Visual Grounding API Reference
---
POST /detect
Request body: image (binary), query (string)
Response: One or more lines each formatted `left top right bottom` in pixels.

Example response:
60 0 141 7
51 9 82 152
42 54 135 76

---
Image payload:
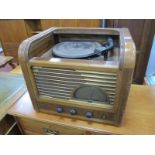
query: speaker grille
32 66 117 105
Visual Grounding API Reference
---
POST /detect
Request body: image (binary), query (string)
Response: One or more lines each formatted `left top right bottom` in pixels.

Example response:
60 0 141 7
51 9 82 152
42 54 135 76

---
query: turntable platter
52 41 102 58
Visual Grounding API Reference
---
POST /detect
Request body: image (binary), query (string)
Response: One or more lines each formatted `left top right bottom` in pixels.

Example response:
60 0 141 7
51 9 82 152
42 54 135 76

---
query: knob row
56 107 94 118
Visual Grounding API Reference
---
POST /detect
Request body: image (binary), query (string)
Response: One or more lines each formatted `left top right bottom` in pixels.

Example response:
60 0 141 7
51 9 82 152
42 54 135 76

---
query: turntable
19 27 136 126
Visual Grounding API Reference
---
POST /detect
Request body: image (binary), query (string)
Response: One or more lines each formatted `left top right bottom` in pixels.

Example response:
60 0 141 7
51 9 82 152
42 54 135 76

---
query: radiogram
19 27 136 126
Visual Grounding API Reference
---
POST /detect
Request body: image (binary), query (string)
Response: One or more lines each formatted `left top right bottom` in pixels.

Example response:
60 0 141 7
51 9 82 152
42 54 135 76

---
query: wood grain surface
8 84 155 134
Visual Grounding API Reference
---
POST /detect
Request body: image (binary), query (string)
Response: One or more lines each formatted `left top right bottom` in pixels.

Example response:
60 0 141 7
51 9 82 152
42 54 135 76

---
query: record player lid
52 41 102 58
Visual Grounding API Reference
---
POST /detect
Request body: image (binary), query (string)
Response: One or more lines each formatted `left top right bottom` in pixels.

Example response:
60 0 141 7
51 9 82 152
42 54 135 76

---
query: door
106 19 155 84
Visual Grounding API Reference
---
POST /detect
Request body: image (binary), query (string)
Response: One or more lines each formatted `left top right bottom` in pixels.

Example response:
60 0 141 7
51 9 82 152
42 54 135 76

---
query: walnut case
18 27 136 126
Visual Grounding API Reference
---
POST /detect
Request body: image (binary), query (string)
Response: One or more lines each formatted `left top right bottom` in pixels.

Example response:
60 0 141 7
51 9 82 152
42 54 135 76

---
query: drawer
17 117 87 135
24 130 41 135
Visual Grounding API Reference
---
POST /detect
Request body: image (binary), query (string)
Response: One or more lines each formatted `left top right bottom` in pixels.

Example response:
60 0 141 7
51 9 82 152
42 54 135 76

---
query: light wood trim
119 28 136 69
29 59 119 72
18 27 56 111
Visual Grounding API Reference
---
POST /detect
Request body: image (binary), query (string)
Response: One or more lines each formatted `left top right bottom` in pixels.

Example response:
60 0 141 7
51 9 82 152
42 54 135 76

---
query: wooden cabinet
106 19 155 84
41 19 101 30
17 117 85 135
15 117 109 135
0 20 28 62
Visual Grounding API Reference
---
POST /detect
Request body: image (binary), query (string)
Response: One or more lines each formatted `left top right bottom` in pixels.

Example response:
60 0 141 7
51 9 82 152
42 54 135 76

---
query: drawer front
17 117 86 135
17 117 111 135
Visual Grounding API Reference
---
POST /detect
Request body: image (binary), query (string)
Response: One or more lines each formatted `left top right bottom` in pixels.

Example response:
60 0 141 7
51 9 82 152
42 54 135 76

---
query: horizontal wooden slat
37 86 72 93
32 66 117 105
37 85 116 96
33 70 117 80
39 92 70 99
34 74 116 85
36 82 116 93
33 67 117 76
35 77 117 88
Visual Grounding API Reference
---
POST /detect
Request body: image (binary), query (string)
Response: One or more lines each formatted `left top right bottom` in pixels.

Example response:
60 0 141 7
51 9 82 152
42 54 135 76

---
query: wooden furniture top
0 72 26 120
8 66 155 134
0 56 13 67
11 66 22 74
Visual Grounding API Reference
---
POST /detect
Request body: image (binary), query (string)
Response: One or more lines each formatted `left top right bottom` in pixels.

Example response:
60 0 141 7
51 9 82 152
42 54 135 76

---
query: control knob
56 107 64 113
69 108 77 115
85 112 93 118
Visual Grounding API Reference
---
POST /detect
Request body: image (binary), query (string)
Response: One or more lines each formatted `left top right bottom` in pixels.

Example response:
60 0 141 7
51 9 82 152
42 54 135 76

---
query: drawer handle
43 128 59 135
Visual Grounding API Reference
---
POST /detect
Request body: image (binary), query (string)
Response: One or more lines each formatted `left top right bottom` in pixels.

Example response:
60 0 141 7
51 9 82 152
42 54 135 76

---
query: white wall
146 35 155 76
